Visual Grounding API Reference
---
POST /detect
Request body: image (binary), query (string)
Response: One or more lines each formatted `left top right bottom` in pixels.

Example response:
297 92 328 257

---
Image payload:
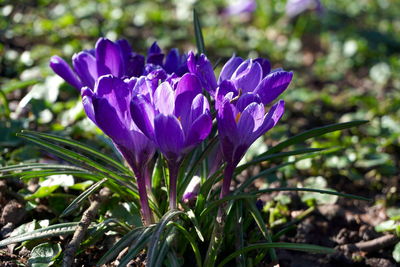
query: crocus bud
182 175 201 203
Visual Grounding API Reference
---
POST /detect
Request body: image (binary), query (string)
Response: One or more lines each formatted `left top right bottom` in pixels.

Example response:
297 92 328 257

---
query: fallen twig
339 234 399 253
62 187 111 267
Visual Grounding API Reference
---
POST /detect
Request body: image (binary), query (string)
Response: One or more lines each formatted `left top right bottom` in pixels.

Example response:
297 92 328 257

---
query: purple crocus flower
223 0 257 16
81 74 156 225
50 38 188 91
286 0 323 18
187 51 218 95
215 56 293 200
130 72 212 209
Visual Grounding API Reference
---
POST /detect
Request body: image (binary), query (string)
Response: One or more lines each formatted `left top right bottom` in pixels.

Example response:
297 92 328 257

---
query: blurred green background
1 0 399 203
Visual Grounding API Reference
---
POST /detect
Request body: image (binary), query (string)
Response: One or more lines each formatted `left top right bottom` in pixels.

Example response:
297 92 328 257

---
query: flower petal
218 55 243 83
254 58 271 78
187 51 217 95
255 100 285 139
164 48 179 74
175 73 202 97
130 94 156 140
254 71 293 105
94 75 130 121
92 97 130 145
72 51 98 88
95 38 123 77
185 113 212 150
237 102 265 145
153 82 175 115
231 59 262 93
236 92 261 112
154 114 185 160
49 56 82 90
147 42 164 65
81 87 96 123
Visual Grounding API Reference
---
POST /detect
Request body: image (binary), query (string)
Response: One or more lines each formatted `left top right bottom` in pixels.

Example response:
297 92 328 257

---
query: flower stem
217 163 235 222
168 161 180 210
134 169 154 225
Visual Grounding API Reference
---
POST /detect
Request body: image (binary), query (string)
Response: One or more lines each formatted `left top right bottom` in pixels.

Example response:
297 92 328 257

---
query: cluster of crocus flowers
50 37 292 225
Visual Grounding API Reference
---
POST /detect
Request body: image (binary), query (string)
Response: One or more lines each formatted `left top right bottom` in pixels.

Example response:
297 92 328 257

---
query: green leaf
147 210 184 267
258 120 369 157
245 199 277 262
217 243 335 267
61 178 107 217
28 242 61 267
2 79 41 94
97 227 146 265
171 222 202 267
375 220 398 232
118 227 154 267
19 130 130 174
0 222 81 247
193 8 206 54
184 209 204 242
201 188 369 217
393 242 400 263
25 185 59 200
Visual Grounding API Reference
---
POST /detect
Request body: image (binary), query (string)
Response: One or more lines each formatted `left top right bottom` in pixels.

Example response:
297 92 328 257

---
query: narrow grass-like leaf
217 243 335 267
171 222 202 267
20 130 130 174
235 149 327 193
235 148 325 173
97 227 145 265
201 188 369 217
258 120 368 157
147 210 184 267
178 137 218 197
3 79 41 94
61 178 107 217
235 201 246 267
118 227 154 267
184 209 204 242
0 222 81 247
193 8 206 54
0 163 87 173
245 199 277 262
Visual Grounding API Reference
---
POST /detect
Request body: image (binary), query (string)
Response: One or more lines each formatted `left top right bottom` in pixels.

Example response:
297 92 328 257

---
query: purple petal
215 80 238 110
154 114 185 160
81 87 96 123
94 75 130 121
96 38 123 77
147 42 164 65
217 100 238 140
236 93 261 112
72 51 98 88
127 54 145 77
231 59 262 93
175 91 197 133
254 58 271 78
175 73 202 97
254 71 293 105
224 0 257 15
153 82 175 115
49 56 82 90
164 48 179 74
92 97 130 145
187 51 217 95
185 113 212 149
190 94 210 121
218 55 243 83
130 94 156 141
237 102 265 145
255 100 285 139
